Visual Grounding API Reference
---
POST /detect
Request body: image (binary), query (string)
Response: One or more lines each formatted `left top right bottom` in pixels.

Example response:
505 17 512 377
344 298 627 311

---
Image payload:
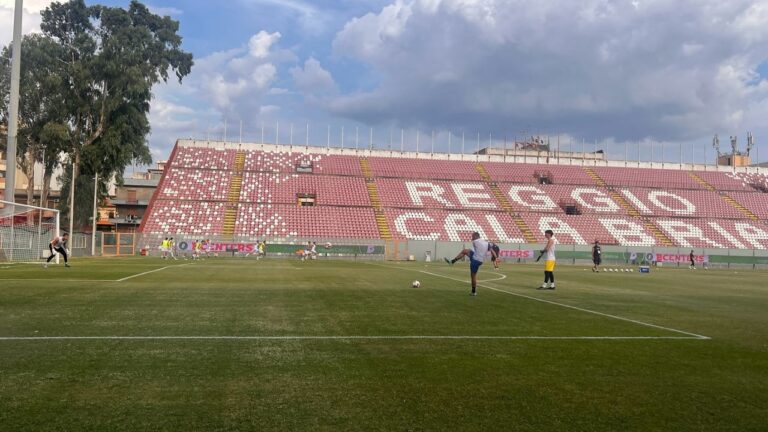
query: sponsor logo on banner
178 241 257 253
655 253 709 263
499 250 535 259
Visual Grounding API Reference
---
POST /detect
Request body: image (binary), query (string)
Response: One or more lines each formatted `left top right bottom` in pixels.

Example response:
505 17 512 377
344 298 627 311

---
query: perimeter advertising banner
174 241 383 255
654 253 709 264
499 250 536 259
176 241 257 253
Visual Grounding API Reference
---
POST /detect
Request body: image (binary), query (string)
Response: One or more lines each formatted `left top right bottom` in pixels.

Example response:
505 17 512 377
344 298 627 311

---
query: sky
2 0 768 165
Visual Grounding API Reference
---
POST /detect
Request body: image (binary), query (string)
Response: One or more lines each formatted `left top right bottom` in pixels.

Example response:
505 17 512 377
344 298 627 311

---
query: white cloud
0 0 52 47
291 57 337 95
330 0 768 142
248 30 281 59
146 5 183 16
187 31 293 116
238 0 330 34
146 30 298 156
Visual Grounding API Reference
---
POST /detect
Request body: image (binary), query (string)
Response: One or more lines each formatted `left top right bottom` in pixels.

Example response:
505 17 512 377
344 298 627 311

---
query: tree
39 0 193 230
0 34 68 206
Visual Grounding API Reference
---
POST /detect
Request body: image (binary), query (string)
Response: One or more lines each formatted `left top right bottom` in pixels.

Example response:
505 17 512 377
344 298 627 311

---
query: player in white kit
445 232 498 296
538 230 557 290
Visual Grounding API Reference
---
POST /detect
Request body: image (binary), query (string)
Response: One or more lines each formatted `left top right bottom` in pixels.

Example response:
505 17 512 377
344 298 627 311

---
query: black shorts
491 245 500 261
593 257 601 265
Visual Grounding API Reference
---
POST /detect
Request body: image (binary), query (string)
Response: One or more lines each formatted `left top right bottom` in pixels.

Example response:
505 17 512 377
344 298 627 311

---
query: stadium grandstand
140 139 768 251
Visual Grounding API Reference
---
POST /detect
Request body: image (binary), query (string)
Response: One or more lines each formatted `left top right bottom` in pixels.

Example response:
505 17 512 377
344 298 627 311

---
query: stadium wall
132 231 768 269
403 240 768 268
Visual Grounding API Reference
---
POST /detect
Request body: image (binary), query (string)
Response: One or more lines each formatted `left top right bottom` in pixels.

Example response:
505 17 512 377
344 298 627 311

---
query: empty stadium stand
139 140 768 249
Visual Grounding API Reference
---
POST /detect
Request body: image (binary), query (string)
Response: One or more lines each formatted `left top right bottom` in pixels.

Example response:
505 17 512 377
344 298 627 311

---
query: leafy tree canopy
1 0 194 226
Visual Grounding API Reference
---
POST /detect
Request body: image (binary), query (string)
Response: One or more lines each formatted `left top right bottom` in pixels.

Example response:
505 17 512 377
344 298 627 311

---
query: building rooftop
123 178 159 188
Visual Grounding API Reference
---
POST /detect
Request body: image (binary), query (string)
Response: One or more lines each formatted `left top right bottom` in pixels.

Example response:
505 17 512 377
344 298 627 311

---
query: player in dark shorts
689 250 696 269
44 233 70 268
592 240 602 272
489 241 501 270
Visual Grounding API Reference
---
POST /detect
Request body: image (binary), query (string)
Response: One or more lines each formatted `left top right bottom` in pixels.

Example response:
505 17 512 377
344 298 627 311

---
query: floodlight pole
91 173 98 256
4 0 23 204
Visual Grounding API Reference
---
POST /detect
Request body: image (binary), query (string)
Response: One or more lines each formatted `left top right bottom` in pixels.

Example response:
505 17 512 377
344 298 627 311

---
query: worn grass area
0 257 766 431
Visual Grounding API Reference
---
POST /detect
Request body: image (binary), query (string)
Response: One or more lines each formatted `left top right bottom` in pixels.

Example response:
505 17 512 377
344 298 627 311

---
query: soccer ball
630 269 634 272
412 280 421 288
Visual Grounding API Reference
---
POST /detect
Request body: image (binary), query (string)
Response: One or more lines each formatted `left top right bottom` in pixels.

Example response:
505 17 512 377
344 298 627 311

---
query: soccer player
190 239 198 260
444 232 497 296
168 237 178 260
204 239 212 258
301 241 313 261
310 241 318 259
689 250 696 269
592 240 602 272
538 230 557 290
488 241 501 270
161 237 169 259
44 233 70 268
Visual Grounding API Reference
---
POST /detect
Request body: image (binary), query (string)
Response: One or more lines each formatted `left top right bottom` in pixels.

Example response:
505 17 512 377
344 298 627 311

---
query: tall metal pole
624 140 628 163
91 173 98 256
68 160 74 238
431 130 435 154
416 130 420 153
4 0 23 204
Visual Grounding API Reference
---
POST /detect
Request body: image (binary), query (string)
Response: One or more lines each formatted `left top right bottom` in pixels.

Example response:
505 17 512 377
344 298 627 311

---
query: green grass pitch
1 258 767 431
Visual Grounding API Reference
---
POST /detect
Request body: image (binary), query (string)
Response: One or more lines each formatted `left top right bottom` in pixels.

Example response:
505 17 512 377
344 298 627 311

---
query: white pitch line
0 279 115 282
0 335 704 341
418 269 711 340
116 263 191 282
